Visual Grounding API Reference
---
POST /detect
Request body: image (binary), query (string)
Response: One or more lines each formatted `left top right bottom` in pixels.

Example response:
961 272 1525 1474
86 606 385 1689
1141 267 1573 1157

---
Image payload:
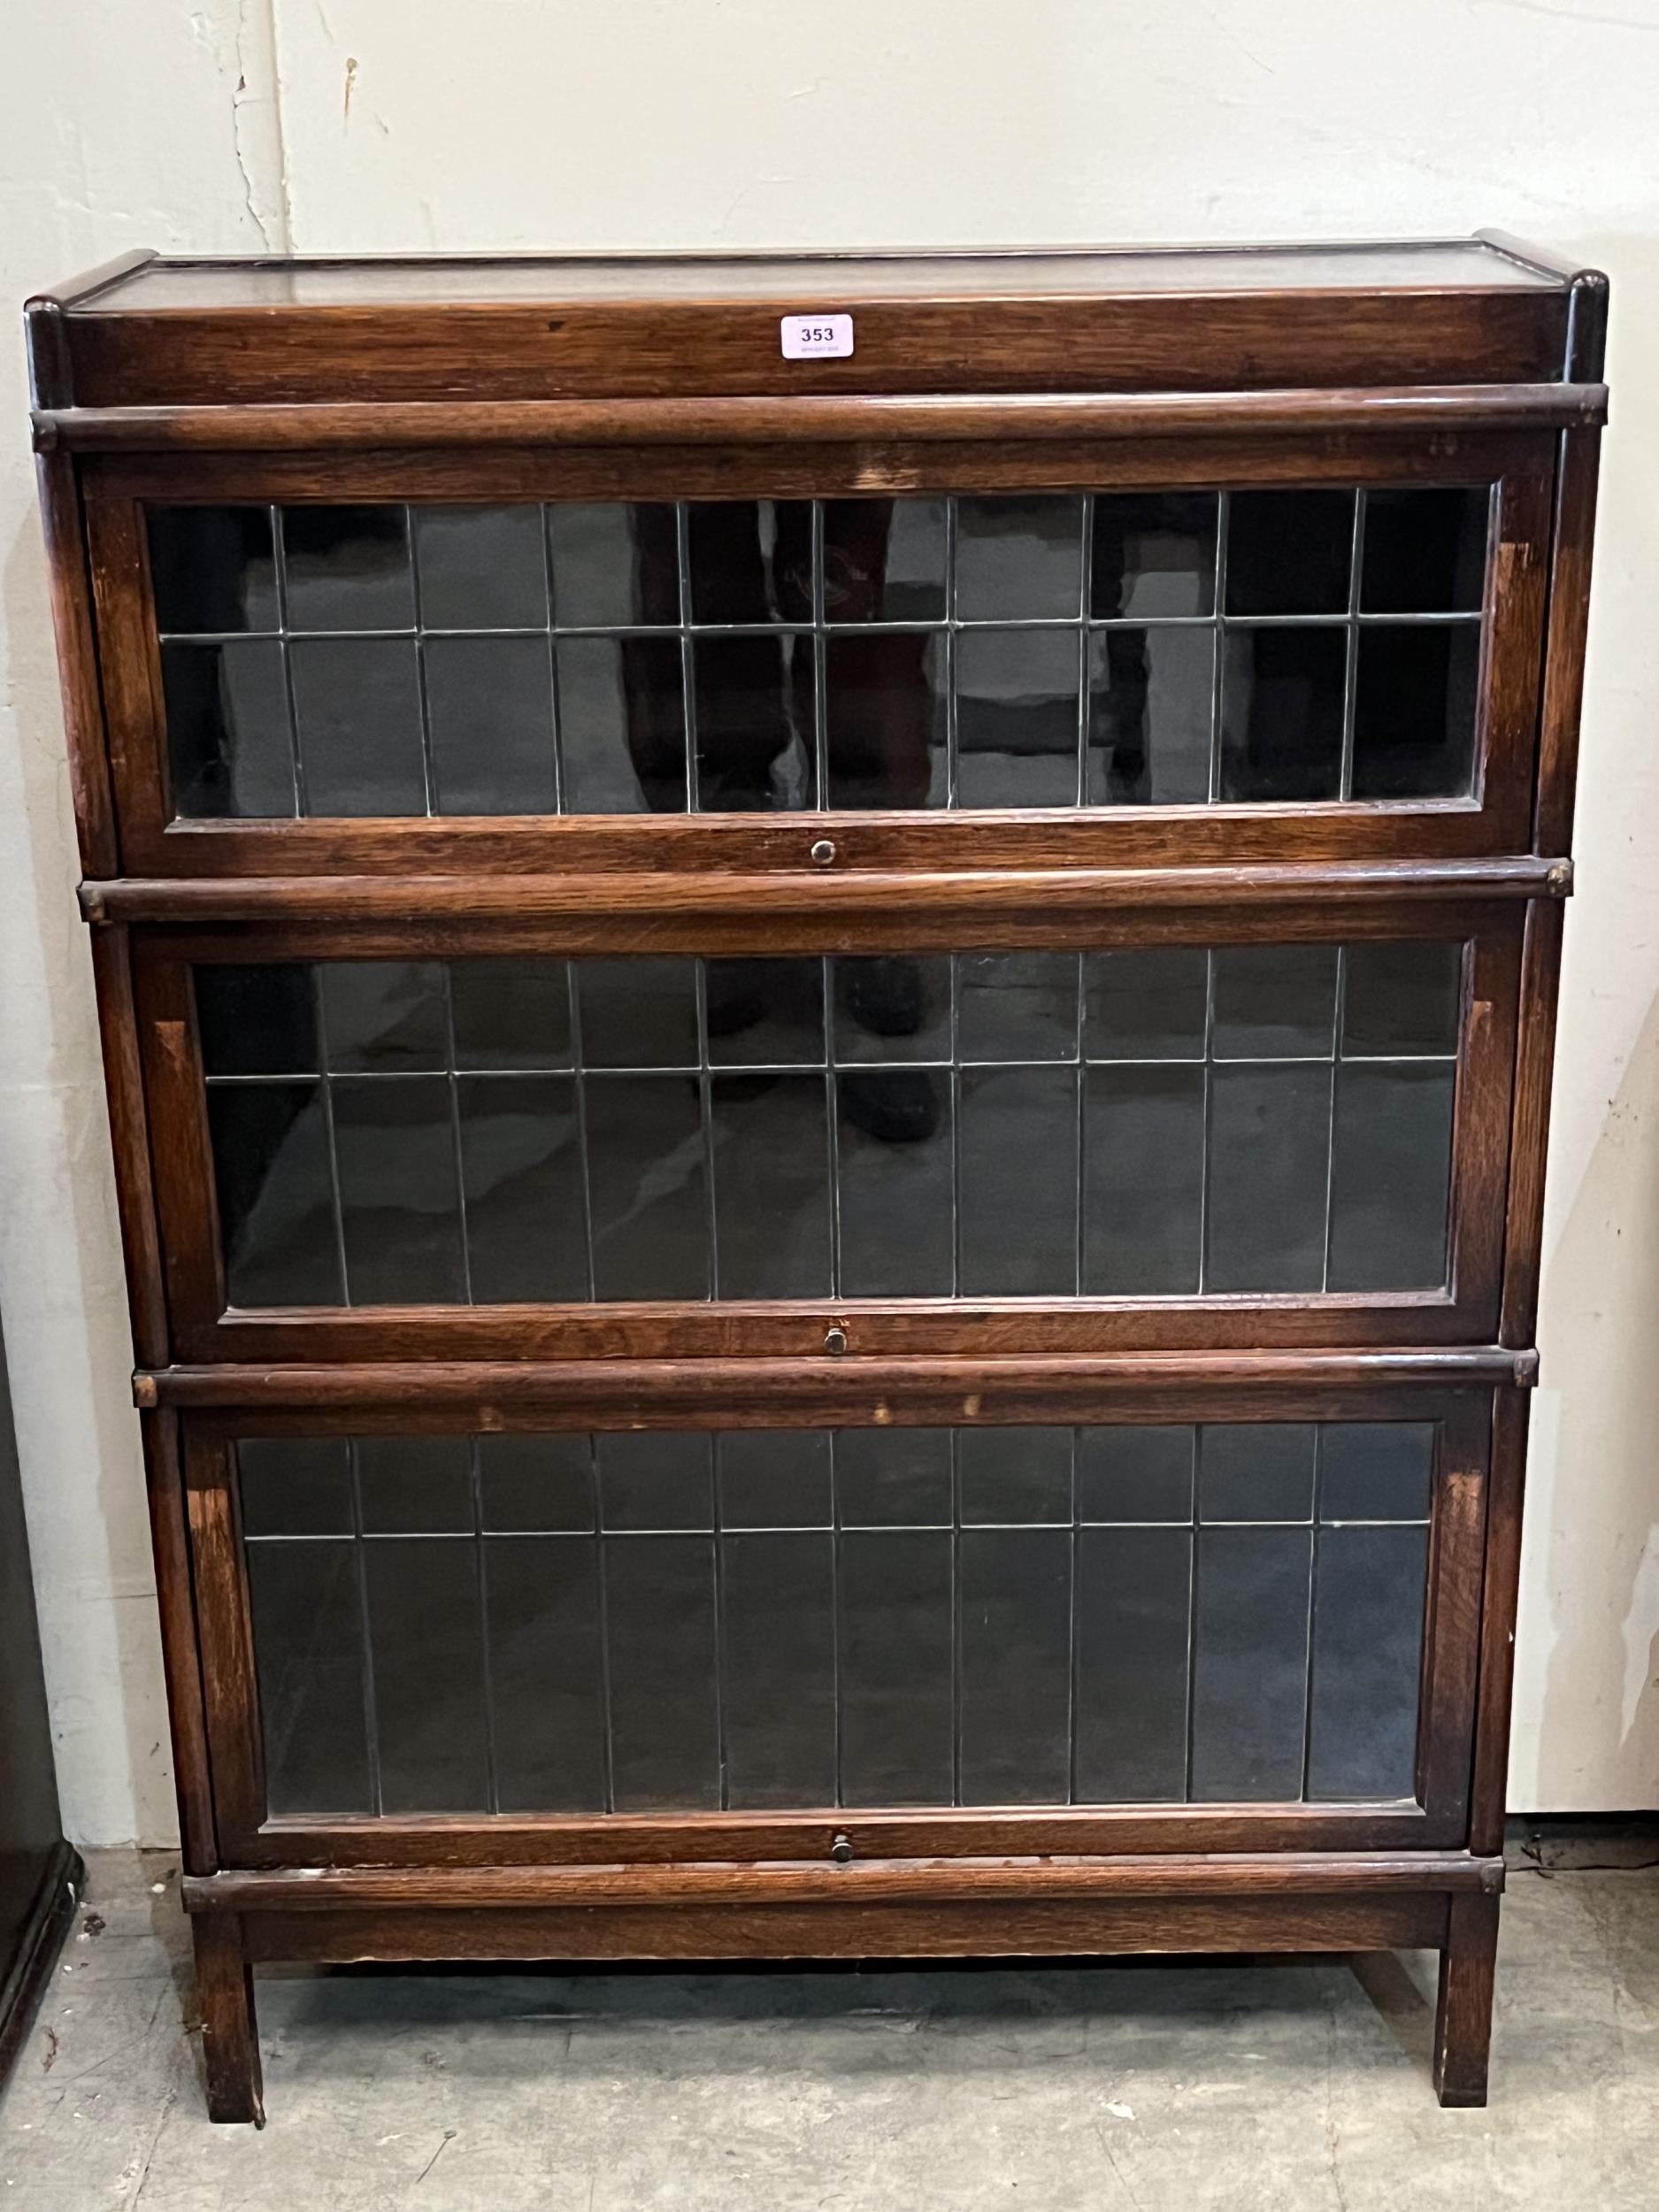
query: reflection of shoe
840 1069 941 1144
841 956 926 1039
703 958 771 1041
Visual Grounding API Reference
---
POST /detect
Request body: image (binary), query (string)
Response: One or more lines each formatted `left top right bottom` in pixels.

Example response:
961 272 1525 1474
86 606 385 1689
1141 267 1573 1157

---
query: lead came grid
148 489 1491 819
195 942 1464 1309
237 1421 1436 1817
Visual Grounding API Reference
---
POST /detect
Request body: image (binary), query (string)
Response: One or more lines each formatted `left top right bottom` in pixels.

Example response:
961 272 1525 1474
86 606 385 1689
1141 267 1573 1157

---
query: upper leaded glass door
83 434 1555 873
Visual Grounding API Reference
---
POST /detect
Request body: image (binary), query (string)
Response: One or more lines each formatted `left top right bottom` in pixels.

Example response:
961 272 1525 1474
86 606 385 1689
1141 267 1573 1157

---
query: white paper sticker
780 312 854 360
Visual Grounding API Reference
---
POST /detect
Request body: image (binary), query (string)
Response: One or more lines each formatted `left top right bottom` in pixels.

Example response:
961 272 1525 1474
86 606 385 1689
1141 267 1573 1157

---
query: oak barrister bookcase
27 237 1606 2119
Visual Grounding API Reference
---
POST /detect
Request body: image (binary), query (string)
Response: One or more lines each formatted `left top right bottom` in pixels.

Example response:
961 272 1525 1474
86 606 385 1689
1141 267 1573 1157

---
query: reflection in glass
824 632 947 808
1361 488 1488 614
425 635 557 814
458 1075 588 1301
1327 1064 1455 1290
1351 624 1480 799
149 505 278 634
955 495 1084 618
1087 626 1214 804
1204 1064 1331 1292
413 505 547 629
161 640 295 818
288 636 426 814
207 1080 342 1306
1219 626 1346 800
282 505 415 630
1225 490 1354 615
1093 492 1218 618
331 1076 466 1302
958 1066 1077 1293
556 634 686 813
237 1417 1438 1818
548 503 679 627
692 634 815 811
955 629 1081 807
1084 1065 1204 1294
824 498 947 622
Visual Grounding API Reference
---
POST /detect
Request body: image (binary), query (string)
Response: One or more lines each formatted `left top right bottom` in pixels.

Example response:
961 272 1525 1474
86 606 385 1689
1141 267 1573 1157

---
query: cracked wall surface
2 0 1656 1839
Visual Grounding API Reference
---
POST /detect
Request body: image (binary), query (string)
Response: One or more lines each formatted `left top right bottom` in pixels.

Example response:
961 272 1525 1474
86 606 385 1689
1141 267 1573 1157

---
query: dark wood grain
1500 900 1565 1347
1434 1889 1501 2106
1468 1388 1532 1860
182 1851 1502 1913
1532 428 1603 856
86 926 168 1365
140 1411 218 1876
35 382 1608 454
190 1914 263 2125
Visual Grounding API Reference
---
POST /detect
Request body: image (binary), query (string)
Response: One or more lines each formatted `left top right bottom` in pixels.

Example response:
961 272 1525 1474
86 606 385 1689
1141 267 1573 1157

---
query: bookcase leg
193 1914 265 2125
1433 1891 1500 2108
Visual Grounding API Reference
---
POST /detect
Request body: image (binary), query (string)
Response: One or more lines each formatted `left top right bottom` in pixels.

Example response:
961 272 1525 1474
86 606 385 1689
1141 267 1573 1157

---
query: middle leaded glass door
134 903 1520 1360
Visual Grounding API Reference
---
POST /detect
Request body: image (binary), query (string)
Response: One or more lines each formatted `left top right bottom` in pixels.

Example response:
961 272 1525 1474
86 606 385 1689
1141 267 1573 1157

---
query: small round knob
830 1832 854 1865
810 838 836 866
824 1325 848 1356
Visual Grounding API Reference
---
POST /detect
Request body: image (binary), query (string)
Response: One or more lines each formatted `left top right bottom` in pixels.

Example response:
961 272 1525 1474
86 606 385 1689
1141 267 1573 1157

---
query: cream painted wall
3 0 1655 1840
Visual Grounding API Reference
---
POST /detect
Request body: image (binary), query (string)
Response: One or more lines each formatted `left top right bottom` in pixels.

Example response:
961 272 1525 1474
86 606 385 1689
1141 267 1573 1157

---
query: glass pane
711 1073 831 1297
1326 1064 1455 1289
824 498 947 622
584 1076 710 1299
835 1429 951 1527
1212 946 1338 1059
1087 626 1214 805
196 964 317 1076
246 1540 372 1814
824 632 948 808
835 1069 953 1297
837 1529 954 1804
958 1529 1071 1803
207 1081 342 1305
331 1076 466 1302
705 957 824 1066
1190 1526 1312 1800
1320 1424 1435 1523
282 505 414 630
603 1536 719 1810
555 634 687 813
1219 627 1346 800
365 1538 488 1813
833 956 951 1064
687 500 812 623
357 1436 472 1533
148 505 278 634
161 640 295 818
692 634 815 811
1225 491 1354 616
1204 1064 1331 1293
1342 941 1462 1058
1083 1064 1204 1294
1084 949 1207 1061
1198 1425 1317 1523
596 1432 713 1532
1077 1427 1194 1523
955 629 1081 807
956 1428 1071 1524
237 1437 351 1537
1351 625 1480 799
479 1434 595 1532
718 1432 833 1531
958 1066 1077 1294
1074 1526 1191 1801
449 960 572 1071
425 635 557 814
289 637 426 814
1092 493 1217 618
413 505 548 630
720 1532 838 1808
548 503 678 627
1306 1525 1429 1799
577 957 698 1068
956 495 1084 619
319 962 447 1071
957 952 1079 1063
1361 488 1488 614
487 1536 606 1812
457 1076 588 1301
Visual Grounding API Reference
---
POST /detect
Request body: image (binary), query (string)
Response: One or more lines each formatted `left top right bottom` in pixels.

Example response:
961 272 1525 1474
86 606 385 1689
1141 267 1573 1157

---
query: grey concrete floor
2 1846 1656 2210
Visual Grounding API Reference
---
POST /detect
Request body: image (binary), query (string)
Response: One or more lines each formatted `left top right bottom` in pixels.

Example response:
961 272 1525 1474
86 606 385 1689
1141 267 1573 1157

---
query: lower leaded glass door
186 1402 1490 1862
